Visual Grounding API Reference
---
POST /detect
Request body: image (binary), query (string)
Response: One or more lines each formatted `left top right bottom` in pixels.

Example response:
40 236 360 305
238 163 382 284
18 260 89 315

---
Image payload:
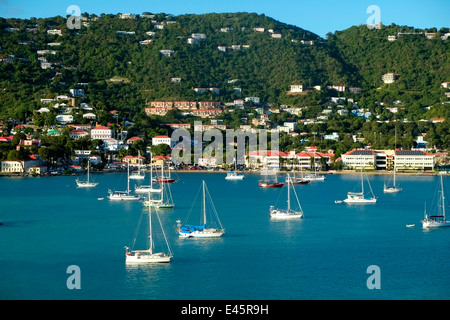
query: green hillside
0 12 355 117
0 12 449 151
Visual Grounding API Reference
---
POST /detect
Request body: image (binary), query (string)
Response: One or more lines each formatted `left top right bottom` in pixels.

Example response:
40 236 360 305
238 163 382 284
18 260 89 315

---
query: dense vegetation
0 12 449 158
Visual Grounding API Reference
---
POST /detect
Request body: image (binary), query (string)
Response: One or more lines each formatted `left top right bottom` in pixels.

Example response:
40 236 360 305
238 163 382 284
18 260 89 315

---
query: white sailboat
422 173 450 229
303 151 325 181
270 173 304 219
225 157 244 180
177 180 225 238
108 162 141 201
125 195 173 263
383 169 402 193
144 164 174 209
135 152 156 194
129 152 145 180
341 166 377 204
75 160 98 188
384 130 402 193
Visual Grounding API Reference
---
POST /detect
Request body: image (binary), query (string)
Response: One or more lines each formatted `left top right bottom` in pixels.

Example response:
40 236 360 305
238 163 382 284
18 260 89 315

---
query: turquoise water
0 172 449 300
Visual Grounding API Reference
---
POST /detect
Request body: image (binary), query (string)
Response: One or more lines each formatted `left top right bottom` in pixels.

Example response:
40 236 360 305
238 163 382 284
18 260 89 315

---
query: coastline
0 169 444 177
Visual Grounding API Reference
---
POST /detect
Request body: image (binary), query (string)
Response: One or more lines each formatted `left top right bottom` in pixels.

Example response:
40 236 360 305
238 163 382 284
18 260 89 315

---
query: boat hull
259 182 285 188
422 220 450 228
225 176 245 180
108 195 140 201
179 228 225 238
383 187 402 193
291 180 310 185
270 210 302 219
126 253 172 263
153 178 179 183
343 198 377 204
76 182 99 188
129 176 145 180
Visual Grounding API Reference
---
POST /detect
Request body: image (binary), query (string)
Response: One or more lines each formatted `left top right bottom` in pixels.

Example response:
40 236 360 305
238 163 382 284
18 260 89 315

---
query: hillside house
90 126 113 141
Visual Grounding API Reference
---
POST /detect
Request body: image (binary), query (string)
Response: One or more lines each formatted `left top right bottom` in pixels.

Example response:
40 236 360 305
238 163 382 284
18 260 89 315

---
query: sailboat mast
148 200 153 252
441 174 446 219
87 160 90 183
161 163 164 201
127 161 130 194
361 162 364 195
150 152 153 189
287 174 291 212
393 127 397 186
202 180 206 225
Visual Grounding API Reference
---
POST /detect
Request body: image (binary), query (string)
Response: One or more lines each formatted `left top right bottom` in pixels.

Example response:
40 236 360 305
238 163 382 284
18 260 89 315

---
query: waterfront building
342 149 435 171
394 150 434 171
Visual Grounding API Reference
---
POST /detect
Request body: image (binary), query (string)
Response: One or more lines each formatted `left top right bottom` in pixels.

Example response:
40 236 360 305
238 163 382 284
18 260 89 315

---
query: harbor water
0 172 449 299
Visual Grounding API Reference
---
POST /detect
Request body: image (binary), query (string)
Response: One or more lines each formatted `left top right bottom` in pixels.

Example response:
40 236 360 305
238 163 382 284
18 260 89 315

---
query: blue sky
0 0 448 37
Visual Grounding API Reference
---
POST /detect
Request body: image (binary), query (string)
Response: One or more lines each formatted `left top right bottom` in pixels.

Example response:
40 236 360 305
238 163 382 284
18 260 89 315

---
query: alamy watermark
366 265 381 290
171 121 279 167
366 5 381 29
67 5 81 30
66 265 81 290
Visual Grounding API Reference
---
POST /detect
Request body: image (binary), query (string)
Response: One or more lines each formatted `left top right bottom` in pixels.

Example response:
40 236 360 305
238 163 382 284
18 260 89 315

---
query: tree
151 144 171 156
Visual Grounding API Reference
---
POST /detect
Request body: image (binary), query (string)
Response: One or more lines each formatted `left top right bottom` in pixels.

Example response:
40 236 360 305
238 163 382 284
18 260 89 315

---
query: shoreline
0 169 445 178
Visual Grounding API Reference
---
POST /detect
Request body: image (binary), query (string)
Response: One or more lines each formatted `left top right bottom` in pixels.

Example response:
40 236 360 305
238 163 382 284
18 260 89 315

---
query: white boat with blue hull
177 180 225 238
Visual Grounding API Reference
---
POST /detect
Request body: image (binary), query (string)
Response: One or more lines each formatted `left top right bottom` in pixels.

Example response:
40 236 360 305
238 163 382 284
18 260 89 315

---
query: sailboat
422 173 450 228
303 151 325 181
144 164 174 209
259 169 285 188
135 153 157 194
125 195 173 263
270 173 304 219
383 168 402 193
108 162 141 201
286 167 309 185
153 163 179 183
75 160 98 188
177 180 225 238
129 152 145 180
340 165 377 204
384 129 402 193
225 157 244 180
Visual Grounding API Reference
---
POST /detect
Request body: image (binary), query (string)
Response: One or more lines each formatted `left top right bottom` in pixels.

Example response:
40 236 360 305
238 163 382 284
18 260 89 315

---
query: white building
159 50 174 57
152 135 174 148
70 89 85 97
246 150 288 170
1 159 40 173
382 73 397 84
289 84 303 93
69 129 89 140
387 35 397 42
55 115 74 124
342 149 435 171
90 126 113 141
47 29 62 36
394 150 434 171
82 113 96 120
245 97 260 104
341 150 376 169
